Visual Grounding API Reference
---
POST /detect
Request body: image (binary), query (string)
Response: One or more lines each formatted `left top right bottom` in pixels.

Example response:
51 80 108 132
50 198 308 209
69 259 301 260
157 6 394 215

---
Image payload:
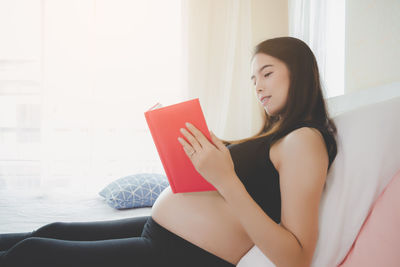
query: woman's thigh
32 216 150 241
2 235 161 267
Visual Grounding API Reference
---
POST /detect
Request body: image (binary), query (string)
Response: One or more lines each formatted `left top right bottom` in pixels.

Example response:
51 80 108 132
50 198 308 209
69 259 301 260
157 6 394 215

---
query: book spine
144 111 177 193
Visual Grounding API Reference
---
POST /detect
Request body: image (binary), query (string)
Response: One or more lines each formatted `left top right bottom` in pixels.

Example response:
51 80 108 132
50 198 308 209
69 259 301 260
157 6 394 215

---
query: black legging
0 216 235 267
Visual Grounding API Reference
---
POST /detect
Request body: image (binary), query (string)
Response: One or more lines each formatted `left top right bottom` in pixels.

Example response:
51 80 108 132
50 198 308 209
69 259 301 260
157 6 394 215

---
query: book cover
144 98 217 193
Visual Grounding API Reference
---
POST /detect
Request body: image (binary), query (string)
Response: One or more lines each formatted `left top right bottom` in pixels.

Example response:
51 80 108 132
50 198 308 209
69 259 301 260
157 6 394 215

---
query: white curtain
0 0 183 193
288 0 345 98
181 0 264 141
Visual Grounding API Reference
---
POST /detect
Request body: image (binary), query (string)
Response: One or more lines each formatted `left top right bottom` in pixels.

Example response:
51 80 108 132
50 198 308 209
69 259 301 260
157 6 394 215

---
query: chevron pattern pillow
99 173 169 209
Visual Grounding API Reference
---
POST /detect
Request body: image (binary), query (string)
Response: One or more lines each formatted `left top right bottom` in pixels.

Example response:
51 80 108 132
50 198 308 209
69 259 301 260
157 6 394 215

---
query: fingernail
185 122 191 127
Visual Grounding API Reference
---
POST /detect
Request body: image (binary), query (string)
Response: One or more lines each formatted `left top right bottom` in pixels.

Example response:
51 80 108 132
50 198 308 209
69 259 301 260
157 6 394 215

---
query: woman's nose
255 80 263 92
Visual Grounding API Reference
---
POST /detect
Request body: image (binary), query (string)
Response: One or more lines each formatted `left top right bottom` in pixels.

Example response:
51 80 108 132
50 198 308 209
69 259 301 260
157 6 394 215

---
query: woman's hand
177 122 237 191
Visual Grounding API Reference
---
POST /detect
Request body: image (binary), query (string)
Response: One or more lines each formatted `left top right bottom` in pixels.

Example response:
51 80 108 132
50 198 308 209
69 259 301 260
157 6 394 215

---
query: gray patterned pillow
99 173 169 210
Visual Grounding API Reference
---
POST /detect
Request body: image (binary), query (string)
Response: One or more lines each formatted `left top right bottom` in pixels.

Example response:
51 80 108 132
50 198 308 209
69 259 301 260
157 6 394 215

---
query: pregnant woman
0 37 337 267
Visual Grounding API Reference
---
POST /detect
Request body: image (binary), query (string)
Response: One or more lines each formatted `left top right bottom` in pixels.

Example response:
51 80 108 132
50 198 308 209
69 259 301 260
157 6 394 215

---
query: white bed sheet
0 187 152 233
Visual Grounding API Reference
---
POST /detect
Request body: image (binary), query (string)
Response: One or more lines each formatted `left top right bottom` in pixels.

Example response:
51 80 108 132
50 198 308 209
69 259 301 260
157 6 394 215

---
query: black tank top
227 121 334 224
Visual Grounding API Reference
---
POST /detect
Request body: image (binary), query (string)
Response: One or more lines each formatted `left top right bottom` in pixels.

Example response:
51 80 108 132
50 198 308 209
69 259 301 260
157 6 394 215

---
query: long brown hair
221 36 337 169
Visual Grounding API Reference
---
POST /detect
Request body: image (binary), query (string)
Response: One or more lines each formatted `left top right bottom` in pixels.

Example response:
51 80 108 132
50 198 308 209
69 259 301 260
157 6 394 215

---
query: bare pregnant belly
151 186 254 265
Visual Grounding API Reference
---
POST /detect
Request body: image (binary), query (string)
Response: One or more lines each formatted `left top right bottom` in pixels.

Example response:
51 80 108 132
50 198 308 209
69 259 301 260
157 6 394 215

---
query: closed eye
264 72 272 78
252 72 273 86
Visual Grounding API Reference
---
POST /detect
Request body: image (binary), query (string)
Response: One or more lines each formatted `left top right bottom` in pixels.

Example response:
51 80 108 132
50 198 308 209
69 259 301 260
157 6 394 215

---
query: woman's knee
32 222 66 238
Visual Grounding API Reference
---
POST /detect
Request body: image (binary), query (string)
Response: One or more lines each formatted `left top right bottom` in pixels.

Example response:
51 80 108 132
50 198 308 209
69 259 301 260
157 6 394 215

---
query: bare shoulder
270 126 328 172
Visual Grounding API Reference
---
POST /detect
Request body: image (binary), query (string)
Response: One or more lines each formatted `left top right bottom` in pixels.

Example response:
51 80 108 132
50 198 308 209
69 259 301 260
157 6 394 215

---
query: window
289 0 345 98
0 0 183 192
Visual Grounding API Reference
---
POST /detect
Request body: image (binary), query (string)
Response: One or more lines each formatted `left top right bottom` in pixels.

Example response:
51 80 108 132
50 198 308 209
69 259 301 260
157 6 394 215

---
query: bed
1 82 400 267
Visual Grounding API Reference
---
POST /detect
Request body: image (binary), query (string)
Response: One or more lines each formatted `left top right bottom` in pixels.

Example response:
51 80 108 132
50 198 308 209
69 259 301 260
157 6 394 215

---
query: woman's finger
185 122 211 149
210 131 226 150
178 137 196 157
179 127 202 152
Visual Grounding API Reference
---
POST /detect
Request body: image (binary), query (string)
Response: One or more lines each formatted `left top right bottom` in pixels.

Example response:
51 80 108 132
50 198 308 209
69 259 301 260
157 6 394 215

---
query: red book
144 98 217 193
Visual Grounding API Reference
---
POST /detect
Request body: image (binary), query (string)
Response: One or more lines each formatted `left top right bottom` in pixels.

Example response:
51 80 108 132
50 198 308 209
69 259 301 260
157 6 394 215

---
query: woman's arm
220 127 328 267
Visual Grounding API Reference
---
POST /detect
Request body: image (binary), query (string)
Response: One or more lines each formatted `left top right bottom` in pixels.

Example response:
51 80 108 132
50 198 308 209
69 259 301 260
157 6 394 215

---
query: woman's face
251 53 290 117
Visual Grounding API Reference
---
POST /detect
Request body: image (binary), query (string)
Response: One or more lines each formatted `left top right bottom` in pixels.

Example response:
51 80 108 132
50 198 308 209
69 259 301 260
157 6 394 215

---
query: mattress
0 187 152 233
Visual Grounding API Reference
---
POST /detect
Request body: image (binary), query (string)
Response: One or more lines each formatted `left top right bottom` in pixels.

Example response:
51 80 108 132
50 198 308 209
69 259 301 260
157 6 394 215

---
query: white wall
251 0 288 47
345 0 400 93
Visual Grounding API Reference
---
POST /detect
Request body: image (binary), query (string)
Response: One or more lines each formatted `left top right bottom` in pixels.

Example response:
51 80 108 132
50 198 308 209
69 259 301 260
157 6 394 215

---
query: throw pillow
99 173 169 209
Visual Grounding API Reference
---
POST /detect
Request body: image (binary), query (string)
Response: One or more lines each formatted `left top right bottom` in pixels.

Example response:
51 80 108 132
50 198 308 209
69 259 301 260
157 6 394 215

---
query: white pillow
237 246 275 267
312 95 400 266
237 95 400 267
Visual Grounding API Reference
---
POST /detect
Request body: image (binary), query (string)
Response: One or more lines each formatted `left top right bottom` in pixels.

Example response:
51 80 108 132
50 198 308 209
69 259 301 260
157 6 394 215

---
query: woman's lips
261 96 271 105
